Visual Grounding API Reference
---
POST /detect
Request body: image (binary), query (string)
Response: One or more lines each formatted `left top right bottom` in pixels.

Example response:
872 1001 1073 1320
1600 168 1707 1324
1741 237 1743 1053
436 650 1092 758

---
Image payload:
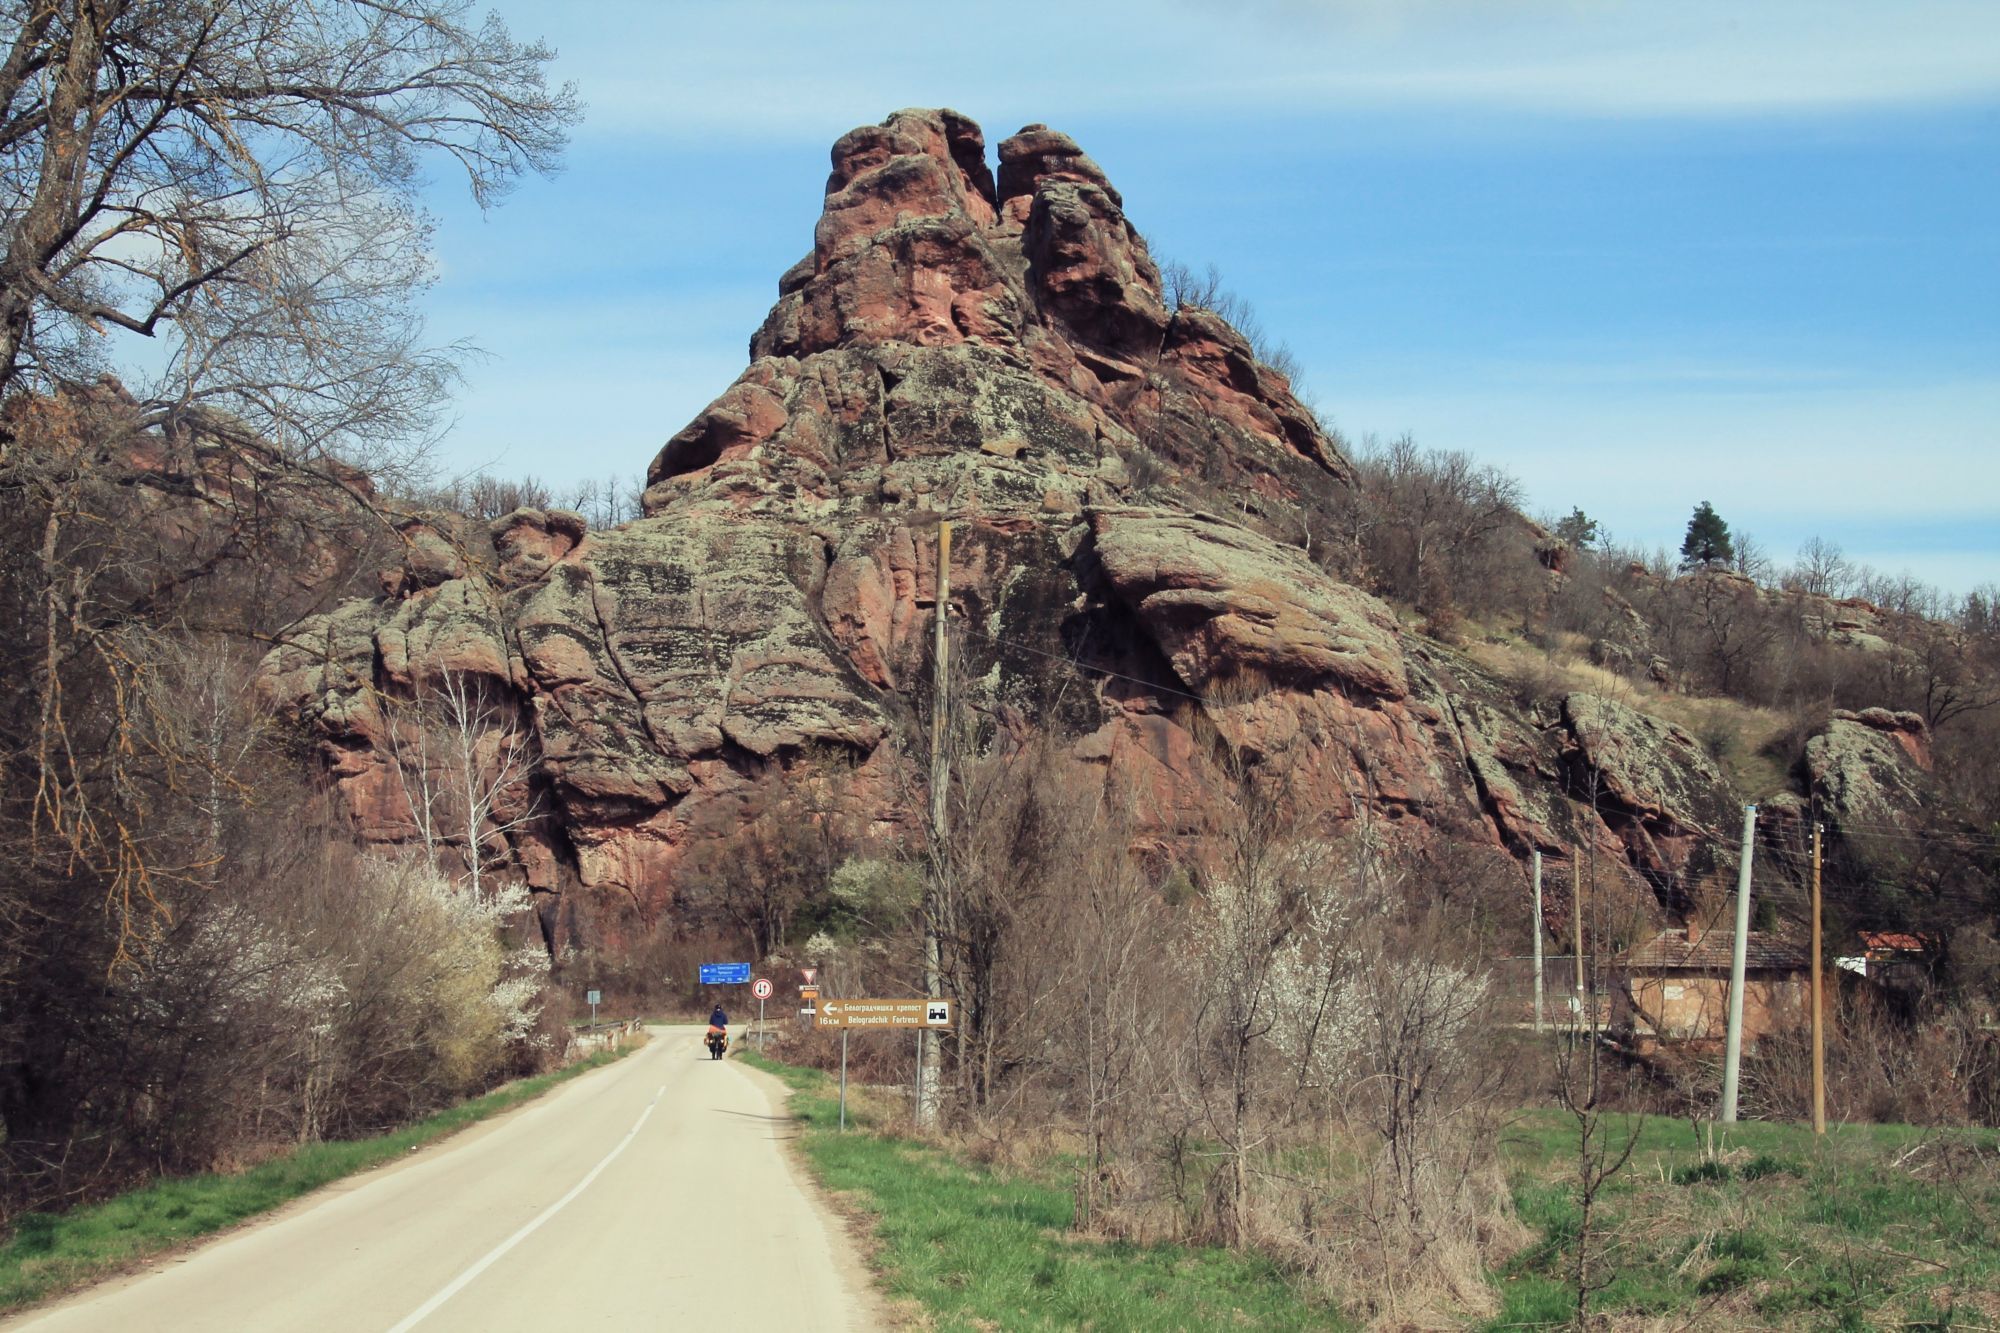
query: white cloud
501 0 2000 140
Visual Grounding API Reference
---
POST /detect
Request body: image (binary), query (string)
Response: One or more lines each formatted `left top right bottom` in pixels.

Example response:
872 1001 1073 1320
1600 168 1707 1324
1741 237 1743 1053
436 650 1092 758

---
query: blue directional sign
699 963 752 985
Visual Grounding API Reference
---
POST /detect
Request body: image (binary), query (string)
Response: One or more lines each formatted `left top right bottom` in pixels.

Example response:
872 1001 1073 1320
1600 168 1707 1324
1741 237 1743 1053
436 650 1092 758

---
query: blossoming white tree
384 668 541 897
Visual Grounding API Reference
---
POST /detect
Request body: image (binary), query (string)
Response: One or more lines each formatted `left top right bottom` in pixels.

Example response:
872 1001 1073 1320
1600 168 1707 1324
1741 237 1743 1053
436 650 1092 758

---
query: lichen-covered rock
259 109 1751 951
1558 692 1736 876
1806 708 1934 832
490 507 586 585
1088 507 1404 699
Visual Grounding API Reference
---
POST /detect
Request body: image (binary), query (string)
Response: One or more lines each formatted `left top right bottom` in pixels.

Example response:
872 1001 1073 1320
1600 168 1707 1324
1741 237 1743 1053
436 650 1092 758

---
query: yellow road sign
814 998 952 1030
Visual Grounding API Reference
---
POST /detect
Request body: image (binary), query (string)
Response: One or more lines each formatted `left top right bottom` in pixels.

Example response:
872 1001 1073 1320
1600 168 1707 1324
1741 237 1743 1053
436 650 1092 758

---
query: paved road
8 1027 880 1332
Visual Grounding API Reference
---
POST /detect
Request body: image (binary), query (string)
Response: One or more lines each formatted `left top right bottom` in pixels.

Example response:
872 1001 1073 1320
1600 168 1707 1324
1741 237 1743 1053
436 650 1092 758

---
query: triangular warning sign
801 968 818 985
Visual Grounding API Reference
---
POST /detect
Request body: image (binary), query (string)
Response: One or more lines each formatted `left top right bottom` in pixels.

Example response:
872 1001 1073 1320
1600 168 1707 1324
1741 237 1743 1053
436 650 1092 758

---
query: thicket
693 706 1544 1324
413 471 645 529
0 0 579 1226
1217 424 2000 1026
0 393 566 1223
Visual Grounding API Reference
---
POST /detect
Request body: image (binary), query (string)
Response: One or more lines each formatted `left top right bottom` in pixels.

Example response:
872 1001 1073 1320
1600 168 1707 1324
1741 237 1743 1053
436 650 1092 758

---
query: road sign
585 989 600 1005
752 977 774 1000
800 968 818 985
799 986 819 1000
815 998 952 1030
699 963 751 985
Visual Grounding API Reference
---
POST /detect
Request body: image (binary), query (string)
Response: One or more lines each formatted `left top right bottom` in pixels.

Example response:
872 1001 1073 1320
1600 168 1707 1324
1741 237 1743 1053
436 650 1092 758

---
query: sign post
813 998 952 1029
586 988 600 1030
752 977 773 1049
814 998 951 1129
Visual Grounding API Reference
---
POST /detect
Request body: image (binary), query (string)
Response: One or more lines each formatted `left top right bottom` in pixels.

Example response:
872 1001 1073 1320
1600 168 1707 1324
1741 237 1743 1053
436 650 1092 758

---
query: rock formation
259 110 1783 948
1806 708 1935 835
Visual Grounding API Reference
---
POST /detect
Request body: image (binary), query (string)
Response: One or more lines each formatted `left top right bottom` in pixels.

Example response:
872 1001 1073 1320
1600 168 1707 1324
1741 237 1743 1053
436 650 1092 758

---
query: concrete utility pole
917 521 952 1130
1811 818 1826 1135
1720 804 1759 1123
1532 850 1546 1033
1571 854 1585 1024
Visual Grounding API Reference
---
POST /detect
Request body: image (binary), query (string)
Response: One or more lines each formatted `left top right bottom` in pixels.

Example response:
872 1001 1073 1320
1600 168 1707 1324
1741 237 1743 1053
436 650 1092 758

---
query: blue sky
419 1 2000 594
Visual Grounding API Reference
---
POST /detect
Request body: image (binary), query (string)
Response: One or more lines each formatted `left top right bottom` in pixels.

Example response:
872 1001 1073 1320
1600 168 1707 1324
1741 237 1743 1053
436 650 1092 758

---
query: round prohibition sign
752 978 774 1000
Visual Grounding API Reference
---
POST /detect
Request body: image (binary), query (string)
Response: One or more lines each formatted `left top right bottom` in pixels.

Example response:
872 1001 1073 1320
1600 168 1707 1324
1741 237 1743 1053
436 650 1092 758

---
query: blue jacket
709 1007 729 1029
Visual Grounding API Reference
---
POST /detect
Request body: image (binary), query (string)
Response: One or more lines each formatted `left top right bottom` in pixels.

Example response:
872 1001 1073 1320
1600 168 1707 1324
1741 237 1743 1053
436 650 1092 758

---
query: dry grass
1462 636 1795 798
1497 1112 2000 1329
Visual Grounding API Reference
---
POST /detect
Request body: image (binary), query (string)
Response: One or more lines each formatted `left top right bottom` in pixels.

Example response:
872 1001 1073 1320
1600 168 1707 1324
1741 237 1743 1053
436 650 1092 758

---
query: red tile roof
1860 932 1928 954
1620 929 1809 972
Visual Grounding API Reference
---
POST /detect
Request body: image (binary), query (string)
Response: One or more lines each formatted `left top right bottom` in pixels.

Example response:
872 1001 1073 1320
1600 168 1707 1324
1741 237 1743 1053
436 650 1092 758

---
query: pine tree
1555 508 1600 551
1679 501 1734 570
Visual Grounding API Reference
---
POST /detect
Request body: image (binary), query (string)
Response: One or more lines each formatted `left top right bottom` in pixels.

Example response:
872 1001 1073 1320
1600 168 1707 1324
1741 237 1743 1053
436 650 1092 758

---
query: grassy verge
738 1049 1340 1332
740 1050 2000 1329
0 1035 648 1315
1489 1110 2000 1329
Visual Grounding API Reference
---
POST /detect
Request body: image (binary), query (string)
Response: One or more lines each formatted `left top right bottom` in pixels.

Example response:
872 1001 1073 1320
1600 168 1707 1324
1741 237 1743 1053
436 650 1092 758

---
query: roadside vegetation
1493 1111 2000 1329
0 1036 643 1316
6 9 1998 1329
739 1049 1340 1332
681 663 1998 1327
748 1045 2000 1330
0 0 581 1235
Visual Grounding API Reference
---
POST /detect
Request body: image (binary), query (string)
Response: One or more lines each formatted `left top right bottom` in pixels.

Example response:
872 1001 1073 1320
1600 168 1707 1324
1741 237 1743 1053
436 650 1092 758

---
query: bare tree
1175 746 1335 1249
1731 530 1771 585
382 668 540 896
1157 257 1305 384
1683 568 1781 697
0 0 578 472
674 748 865 961
1056 804 1165 1228
1788 535 1855 600
559 472 643 529
1353 434 1525 619
0 2 572 1215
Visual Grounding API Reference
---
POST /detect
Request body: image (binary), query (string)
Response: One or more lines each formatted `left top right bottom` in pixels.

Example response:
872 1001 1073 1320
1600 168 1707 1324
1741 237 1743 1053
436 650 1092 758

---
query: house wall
1621 970 1810 1042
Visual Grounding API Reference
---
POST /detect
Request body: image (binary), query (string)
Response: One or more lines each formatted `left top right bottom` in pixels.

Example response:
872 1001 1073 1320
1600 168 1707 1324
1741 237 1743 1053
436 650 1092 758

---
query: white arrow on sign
819 1000 840 1019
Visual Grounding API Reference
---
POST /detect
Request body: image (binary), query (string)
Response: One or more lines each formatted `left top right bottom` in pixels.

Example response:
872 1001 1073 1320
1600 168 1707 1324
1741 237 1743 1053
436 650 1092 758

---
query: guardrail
567 1017 641 1058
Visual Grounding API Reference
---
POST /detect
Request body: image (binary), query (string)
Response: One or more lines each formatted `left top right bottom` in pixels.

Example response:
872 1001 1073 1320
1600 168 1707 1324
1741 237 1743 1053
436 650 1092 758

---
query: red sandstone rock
258 110 1753 950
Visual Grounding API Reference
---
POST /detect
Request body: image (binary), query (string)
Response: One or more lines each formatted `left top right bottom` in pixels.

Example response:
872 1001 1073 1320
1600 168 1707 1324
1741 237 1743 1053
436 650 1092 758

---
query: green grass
0 1038 647 1315
737 1049 1343 1332
1488 1111 2000 1329
739 1055 2000 1329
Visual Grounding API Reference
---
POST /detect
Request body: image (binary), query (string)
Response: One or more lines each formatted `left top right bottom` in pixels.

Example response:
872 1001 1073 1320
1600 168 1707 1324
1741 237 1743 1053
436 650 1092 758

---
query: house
1613 926 1812 1049
1834 932 1933 989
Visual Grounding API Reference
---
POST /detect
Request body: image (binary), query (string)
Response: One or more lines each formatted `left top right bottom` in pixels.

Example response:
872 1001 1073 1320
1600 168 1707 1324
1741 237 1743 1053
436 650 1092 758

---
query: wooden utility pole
1720 804 1759 1123
1532 850 1545 1033
1810 818 1826 1135
917 521 951 1130
1571 853 1585 1024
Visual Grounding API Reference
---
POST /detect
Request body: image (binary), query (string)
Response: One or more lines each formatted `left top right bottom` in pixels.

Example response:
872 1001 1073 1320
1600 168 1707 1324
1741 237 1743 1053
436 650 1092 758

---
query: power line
944 606 2000 911
1818 823 2000 850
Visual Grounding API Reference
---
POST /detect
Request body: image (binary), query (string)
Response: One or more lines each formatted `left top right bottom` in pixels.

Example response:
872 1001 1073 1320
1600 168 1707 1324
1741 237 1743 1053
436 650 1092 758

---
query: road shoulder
732 1056 905 1332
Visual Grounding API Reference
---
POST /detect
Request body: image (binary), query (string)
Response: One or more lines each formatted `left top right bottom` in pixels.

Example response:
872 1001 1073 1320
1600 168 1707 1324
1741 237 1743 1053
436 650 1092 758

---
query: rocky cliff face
259 109 1885 948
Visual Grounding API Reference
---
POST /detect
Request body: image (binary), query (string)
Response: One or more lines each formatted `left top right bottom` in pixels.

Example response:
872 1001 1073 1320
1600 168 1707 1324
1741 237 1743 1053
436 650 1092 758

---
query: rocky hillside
256 109 1944 949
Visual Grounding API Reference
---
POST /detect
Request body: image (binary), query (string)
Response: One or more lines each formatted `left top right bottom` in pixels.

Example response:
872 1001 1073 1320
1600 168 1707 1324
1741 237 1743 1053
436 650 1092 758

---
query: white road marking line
384 1078 670 1332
